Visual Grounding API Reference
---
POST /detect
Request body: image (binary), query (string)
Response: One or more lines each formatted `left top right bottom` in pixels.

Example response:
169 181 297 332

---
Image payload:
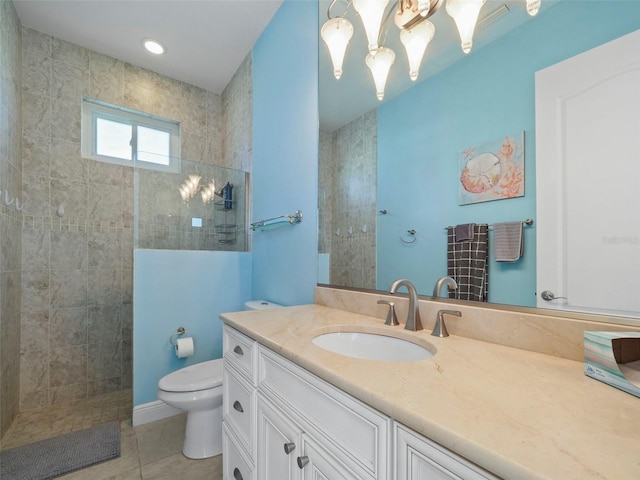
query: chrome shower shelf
251 210 303 232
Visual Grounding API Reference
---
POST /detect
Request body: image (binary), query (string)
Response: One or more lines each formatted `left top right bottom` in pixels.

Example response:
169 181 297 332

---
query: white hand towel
493 221 523 262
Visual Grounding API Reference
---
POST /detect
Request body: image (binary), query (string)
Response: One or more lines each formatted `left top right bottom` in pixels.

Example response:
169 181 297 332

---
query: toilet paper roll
175 337 194 358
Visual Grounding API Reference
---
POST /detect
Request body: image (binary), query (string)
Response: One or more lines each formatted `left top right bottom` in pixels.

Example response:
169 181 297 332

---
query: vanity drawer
258 346 391 480
224 365 256 459
223 424 255 480
224 325 257 384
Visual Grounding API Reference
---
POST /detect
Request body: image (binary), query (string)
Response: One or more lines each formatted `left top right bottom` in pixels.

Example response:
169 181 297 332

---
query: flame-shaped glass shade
353 0 390 55
321 17 354 79
365 46 396 100
526 0 541 16
446 0 486 54
400 20 435 81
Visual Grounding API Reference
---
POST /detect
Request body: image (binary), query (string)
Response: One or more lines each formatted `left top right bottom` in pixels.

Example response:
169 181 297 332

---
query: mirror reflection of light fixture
446 0 486 54
525 0 540 16
321 0 542 98
321 17 354 79
399 19 435 81
366 46 396 100
179 174 201 202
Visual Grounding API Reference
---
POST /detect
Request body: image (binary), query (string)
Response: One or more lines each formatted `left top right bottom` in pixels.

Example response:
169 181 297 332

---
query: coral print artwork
458 132 525 205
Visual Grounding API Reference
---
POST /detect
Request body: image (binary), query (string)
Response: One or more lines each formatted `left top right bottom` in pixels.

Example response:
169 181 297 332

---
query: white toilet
157 300 282 459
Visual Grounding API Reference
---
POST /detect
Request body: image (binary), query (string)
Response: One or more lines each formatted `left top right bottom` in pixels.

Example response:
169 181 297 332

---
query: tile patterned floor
0 390 222 480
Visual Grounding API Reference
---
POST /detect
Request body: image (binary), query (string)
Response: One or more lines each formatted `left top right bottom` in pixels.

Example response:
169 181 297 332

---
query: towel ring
400 229 417 244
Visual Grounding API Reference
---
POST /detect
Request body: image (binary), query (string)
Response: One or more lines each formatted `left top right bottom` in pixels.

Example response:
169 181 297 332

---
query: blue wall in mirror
377 0 640 306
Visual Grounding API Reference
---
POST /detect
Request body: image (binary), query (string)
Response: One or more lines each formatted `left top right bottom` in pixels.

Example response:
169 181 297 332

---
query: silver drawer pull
233 345 244 355
233 467 243 480
297 456 309 469
284 442 296 454
233 400 244 413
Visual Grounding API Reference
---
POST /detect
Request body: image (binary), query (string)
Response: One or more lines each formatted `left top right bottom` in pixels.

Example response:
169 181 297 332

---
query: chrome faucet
433 276 458 298
388 279 423 331
431 310 462 338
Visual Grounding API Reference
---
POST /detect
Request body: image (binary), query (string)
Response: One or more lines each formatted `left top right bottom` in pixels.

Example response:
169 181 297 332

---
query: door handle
233 345 244 355
541 290 568 301
284 442 296 454
233 400 244 413
297 456 309 469
233 467 243 480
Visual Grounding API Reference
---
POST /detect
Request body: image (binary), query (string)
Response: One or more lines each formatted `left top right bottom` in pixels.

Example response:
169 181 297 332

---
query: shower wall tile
51 62 89 102
88 306 122 344
22 92 50 138
50 269 87 308
50 307 87 347
88 342 121 380
50 230 88 269
87 269 122 306
50 178 87 219
50 383 87 405
21 269 49 312
22 175 50 217
22 134 49 179
20 309 49 353
19 348 49 395
50 98 81 142
50 138 85 181
88 232 121 269
50 345 87 387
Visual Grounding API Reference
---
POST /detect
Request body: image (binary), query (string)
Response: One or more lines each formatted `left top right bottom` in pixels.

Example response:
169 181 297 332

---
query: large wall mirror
318 0 640 324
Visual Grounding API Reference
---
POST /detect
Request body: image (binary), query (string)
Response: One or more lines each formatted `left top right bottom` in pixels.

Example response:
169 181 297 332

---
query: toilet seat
158 359 223 392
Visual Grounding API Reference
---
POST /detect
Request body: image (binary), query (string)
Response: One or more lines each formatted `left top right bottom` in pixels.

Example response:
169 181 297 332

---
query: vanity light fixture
321 0 542 99
143 38 166 55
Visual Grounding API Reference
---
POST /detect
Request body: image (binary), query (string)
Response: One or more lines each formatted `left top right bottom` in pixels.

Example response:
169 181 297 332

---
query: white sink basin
312 331 434 362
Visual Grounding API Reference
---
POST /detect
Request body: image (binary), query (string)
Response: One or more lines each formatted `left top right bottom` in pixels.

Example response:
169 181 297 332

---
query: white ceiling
13 0 284 94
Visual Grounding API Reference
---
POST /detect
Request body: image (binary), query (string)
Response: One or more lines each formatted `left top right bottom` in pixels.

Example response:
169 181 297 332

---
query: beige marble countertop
221 304 640 480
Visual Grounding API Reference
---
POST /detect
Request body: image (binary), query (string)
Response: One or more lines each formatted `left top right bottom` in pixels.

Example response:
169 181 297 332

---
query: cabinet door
395 424 497 480
297 435 362 480
257 395 303 480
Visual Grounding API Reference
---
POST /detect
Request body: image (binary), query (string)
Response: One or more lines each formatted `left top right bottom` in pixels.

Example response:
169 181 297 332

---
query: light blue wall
251 0 319 306
377 0 640 306
133 250 251 406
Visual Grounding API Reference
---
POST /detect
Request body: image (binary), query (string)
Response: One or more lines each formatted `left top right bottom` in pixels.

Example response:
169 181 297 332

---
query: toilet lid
158 359 223 392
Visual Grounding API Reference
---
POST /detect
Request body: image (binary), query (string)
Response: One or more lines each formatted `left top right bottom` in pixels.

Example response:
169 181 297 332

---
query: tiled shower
319 110 377 290
0 3 252 438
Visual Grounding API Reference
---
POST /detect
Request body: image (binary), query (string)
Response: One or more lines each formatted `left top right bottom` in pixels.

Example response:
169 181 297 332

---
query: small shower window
81 98 181 172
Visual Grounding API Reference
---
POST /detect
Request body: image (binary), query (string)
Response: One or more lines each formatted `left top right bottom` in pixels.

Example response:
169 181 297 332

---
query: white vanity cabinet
222 325 497 480
394 424 498 480
222 327 258 480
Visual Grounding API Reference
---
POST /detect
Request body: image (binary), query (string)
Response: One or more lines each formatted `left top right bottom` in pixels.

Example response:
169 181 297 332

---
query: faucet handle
377 300 399 326
431 310 462 338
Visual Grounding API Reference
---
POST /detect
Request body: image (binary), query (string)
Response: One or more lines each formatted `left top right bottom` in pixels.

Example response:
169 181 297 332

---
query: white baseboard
132 400 183 426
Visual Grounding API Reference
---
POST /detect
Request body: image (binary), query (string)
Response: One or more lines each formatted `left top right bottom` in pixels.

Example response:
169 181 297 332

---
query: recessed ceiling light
143 38 166 55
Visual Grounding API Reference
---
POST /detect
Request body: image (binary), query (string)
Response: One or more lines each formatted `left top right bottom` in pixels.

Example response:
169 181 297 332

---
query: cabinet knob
233 467 243 480
233 400 244 413
284 442 296 454
297 456 309 469
233 345 244 355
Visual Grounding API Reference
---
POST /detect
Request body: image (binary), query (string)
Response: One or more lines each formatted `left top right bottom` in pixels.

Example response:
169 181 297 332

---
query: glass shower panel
134 158 249 251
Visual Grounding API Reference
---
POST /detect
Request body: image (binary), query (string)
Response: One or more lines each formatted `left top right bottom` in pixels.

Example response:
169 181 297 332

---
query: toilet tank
244 300 283 310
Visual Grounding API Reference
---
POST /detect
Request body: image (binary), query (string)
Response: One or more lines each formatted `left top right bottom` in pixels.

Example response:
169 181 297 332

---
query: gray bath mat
0 420 121 480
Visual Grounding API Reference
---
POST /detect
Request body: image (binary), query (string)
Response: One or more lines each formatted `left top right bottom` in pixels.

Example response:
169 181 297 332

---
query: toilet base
183 405 222 459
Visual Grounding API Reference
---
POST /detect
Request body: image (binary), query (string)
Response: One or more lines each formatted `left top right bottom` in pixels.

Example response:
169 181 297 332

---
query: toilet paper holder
169 327 186 346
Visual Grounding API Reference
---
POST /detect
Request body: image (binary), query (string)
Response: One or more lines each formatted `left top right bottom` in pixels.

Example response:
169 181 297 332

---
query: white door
535 29 640 317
